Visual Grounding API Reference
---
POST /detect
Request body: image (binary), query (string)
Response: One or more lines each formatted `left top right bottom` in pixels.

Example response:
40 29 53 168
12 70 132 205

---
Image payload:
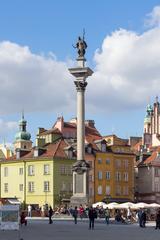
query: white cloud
0 41 74 115
1 6 160 118
0 119 17 137
145 5 160 27
87 26 160 112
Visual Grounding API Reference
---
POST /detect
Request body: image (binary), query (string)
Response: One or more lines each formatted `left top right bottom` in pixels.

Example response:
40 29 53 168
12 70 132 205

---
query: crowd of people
19 203 160 230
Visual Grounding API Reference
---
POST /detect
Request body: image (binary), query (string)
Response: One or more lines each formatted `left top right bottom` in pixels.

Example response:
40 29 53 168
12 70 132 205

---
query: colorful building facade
95 136 135 203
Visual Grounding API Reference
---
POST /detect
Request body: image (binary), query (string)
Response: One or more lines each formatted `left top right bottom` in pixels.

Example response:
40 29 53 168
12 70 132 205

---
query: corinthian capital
74 81 88 91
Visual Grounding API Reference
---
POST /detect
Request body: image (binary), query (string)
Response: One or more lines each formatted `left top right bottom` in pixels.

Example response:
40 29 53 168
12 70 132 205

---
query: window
60 165 65 175
4 167 8 177
67 166 72 175
124 172 128 182
116 159 121 168
28 165 35 176
106 171 110 180
116 172 121 181
19 184 23 191
123 186 129 195
88 161 92 168
4 183 8 192
106 159 110 164
155 182 159 192
44 181 50 192
98 171 103 180
98 185 102 195
44 164 50 175
19 168 23 175
155 168 160 177
28 182 34 192
68 150 73 159
106 185 110 195
70 182 73 192
101 144 106 152
87 147 92 154
89 188 93 197
61 182 66 191
116 185 121 196
124 160 129 168
98 158 102 164
89 175 93 182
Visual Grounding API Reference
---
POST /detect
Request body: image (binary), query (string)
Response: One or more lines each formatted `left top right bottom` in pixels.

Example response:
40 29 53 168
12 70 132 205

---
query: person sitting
20 211 27 226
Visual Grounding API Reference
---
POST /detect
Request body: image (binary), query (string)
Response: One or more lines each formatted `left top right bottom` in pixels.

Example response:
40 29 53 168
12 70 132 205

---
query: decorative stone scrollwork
74 81 88 92
72 160 90 174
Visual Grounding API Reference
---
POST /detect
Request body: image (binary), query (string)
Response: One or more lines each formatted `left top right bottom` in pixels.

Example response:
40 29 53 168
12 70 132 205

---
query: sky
0 0 160 145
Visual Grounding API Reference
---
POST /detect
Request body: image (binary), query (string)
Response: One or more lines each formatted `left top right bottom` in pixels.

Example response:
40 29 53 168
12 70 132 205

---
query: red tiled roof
38 128 62 136
131 140 142 152
144 151 157 164
64 122 76 128
141 146 160 166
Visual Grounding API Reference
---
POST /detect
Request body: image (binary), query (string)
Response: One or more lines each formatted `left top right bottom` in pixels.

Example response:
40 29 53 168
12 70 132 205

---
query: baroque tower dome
14 112 32 151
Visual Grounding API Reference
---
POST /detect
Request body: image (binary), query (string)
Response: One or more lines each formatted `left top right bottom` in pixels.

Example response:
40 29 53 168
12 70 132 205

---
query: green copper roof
146 104 153 113
144 104 153 123
15 113 31 141
15 131 31 141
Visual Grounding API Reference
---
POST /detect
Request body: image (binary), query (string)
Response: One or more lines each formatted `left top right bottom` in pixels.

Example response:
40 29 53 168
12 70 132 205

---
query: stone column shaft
77 89 85 161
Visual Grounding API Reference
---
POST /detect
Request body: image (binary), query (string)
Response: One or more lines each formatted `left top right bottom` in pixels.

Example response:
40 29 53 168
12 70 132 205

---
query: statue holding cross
73 31 87 58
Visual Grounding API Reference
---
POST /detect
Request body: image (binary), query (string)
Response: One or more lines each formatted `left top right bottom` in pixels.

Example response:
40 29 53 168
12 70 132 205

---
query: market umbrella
148 203 160 208
92 202 107 208
115 202 135 209
105 202 119 209
133 202 150 209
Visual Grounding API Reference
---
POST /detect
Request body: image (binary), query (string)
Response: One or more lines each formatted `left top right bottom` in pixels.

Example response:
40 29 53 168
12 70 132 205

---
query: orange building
95 135 135 203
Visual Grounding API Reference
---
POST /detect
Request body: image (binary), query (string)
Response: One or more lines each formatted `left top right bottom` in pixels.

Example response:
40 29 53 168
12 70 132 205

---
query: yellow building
0 115 75 208
95 135 135 203
0 158 54 207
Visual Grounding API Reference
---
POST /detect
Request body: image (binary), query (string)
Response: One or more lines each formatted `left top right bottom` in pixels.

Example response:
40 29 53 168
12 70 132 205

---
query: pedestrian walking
20 211 27 226
27 205 32 217
79 204 84 219
138 209 143 227
88 206 97 230
48 206 53 224
141 210 146 228
73 206 78 224
105 207 110 225
155 210 160 229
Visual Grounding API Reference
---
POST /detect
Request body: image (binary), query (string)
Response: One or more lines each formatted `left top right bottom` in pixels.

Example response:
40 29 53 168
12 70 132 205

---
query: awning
7 198 21 204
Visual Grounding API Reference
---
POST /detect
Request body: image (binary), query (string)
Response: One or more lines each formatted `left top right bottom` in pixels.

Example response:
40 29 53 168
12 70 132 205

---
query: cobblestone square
0 220 160 240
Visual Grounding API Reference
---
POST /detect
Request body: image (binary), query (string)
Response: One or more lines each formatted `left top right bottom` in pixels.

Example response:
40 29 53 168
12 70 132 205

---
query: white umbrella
105 202 119 209
115 202 135 209
148 203 160 208
133 202 150 209
92 202 107 208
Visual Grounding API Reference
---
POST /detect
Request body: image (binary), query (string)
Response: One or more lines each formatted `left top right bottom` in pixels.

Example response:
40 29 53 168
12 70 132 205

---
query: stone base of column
70 195 89 207
70 160 90 207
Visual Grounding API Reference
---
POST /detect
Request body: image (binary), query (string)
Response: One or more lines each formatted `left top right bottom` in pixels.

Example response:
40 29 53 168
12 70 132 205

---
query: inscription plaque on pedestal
75 174 83 193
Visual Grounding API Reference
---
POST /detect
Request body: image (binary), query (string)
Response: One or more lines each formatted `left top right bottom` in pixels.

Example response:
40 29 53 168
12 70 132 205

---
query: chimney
54 116 64 132
85 120 95 128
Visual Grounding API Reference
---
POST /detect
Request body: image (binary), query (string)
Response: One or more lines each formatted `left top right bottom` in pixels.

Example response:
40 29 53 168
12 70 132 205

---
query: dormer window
34 149 38 157
16 150 20 159
87 146 92 154
68 150 73 159
64 146 73 158
101 143 106 152
94 139 107 152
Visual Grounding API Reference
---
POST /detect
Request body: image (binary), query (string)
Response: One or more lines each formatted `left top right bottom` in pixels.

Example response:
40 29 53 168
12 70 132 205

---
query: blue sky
0 0 160 144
